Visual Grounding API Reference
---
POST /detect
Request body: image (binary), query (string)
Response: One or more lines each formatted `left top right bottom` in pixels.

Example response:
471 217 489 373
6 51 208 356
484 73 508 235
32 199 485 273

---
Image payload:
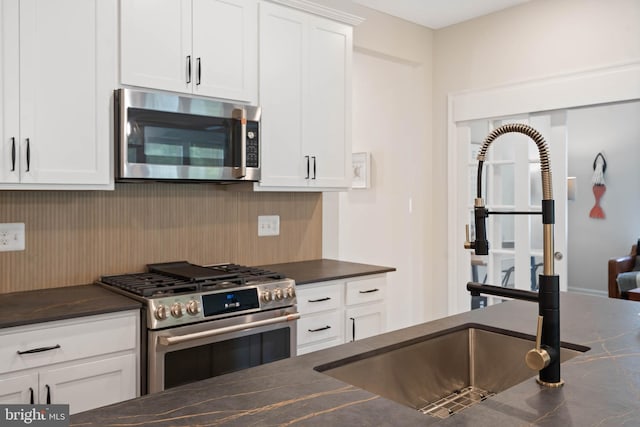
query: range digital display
202 289 259 317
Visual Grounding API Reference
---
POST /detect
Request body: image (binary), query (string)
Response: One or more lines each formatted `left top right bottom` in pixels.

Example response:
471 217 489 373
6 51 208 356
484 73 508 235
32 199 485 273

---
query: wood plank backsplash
0 183 322 294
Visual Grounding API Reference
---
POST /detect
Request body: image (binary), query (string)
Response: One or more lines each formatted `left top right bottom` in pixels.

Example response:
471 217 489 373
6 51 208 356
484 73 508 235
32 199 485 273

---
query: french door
458 112 568 311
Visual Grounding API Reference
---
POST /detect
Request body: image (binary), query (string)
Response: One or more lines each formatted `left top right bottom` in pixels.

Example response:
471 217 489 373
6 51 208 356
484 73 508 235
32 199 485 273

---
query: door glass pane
529 162 542 207
489 164 515 206
491 253 515 288
530 255 544 291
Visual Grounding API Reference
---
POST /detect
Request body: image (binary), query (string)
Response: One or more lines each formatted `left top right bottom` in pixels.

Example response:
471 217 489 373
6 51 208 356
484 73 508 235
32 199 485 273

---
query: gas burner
99 262 287 298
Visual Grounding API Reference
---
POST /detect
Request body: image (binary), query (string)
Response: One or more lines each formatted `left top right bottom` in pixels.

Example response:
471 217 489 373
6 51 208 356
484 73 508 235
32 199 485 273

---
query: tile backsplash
0 183 322 294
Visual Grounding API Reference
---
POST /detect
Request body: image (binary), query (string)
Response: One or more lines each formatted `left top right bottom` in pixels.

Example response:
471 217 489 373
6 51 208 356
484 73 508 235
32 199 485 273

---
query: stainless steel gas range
98 261 298 394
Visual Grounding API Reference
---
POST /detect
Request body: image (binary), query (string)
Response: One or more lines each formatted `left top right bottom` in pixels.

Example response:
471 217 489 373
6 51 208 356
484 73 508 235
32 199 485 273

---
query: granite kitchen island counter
70 292 640 426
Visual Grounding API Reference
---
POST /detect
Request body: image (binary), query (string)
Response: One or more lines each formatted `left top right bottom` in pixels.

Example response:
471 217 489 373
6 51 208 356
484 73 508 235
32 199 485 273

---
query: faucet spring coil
476 123 553 200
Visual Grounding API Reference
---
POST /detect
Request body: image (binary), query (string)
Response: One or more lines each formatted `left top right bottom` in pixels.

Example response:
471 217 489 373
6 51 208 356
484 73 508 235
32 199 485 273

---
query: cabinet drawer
297 337 344 356
297 310 343 346
345 275 386 306
297 283 343 315
0 311 138 375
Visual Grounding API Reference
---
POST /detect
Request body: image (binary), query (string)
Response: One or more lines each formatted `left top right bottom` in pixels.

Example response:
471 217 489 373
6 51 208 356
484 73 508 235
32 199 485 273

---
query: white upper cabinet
120 0 257 104
0 0 116 189
255 1 356 191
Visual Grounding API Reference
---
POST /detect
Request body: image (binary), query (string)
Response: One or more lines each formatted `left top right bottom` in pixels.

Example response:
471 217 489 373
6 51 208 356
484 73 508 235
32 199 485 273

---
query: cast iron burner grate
418 386 495 419
100 264 286 297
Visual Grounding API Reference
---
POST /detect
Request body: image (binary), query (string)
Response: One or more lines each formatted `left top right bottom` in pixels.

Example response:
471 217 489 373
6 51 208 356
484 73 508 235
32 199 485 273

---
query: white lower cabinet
0 310 139 414
296 274 387 355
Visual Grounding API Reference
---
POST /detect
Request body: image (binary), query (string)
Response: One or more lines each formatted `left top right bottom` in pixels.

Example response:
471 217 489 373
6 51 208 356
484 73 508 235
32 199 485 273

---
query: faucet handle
525 315 551 371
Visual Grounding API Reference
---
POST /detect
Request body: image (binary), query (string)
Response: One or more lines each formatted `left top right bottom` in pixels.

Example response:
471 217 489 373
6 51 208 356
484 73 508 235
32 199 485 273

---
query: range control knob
170 302 184 318
247 131 255 139
155 304 168 320
186 300 200 315
261 291 272 303
285 286 295 299
273 288 283 301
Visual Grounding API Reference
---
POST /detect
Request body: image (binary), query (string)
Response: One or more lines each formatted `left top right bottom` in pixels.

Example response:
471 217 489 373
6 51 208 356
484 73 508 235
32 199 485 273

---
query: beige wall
432 0 640 309
0 184 322 294
318 3 438 321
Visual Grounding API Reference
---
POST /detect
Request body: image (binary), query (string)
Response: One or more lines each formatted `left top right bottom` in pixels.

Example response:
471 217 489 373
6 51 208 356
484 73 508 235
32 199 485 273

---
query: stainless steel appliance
114 88 261 182
99 261 297 394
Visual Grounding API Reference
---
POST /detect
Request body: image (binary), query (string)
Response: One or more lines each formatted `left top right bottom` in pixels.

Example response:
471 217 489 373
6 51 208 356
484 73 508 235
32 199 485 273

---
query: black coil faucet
464 123 563 388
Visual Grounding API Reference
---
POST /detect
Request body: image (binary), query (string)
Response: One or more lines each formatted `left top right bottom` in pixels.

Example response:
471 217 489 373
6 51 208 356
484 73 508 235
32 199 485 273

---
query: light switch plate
258 215 280 236
0 223 25 251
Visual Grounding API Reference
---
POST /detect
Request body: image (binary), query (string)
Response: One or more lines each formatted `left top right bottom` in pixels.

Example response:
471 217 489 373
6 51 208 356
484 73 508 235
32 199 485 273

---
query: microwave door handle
232 108 247 178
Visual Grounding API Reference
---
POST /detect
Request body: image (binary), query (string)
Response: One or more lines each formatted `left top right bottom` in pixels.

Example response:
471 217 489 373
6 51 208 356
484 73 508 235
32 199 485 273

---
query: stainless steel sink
315 324 589 418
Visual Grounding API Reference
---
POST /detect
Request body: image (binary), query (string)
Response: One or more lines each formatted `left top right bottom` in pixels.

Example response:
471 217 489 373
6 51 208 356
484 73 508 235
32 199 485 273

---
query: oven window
163 328 290 390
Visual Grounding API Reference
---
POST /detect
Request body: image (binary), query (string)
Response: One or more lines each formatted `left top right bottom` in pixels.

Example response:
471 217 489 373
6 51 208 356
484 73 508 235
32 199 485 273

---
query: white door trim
447 60 640 315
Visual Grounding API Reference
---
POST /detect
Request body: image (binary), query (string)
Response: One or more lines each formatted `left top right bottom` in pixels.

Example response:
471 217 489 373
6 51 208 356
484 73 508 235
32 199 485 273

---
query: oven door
148 308 298 393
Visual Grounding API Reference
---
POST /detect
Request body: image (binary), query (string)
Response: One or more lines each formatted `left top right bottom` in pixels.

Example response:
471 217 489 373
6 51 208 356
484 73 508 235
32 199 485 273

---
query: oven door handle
157 313 300 346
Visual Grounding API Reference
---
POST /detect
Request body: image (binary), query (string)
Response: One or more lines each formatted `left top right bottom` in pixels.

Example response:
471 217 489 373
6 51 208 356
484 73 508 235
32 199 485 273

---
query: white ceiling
352 0 531 29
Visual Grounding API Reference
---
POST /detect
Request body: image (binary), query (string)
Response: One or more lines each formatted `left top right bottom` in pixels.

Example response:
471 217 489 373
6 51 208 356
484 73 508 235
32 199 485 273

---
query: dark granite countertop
71 293 640 426
0 284 141 329
257 258 396 285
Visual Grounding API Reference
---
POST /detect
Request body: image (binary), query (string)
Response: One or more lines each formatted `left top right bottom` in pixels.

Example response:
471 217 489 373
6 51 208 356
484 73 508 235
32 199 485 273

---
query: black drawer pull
17 344 61 355
359 288 379 294
308 325 331 332
29 387 34 404
46 385 51 404
308 297 331 303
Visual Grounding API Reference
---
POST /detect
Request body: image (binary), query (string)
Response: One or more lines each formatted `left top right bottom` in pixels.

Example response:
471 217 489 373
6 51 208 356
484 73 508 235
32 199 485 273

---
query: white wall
567 101 640 295
434 0 640 311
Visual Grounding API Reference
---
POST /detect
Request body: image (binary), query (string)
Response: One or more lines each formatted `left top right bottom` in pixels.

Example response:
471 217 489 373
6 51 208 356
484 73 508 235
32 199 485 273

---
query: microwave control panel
246 121 259 168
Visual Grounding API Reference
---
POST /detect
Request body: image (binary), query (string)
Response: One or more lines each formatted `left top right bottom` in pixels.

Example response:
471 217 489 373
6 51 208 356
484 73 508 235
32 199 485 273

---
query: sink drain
418 386 495 418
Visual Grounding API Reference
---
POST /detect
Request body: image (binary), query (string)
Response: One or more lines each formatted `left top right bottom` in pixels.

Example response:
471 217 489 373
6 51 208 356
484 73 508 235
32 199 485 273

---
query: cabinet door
193 0 257 102
39 353 137 415
121 0 192 94
0 372 38 404
346 303 385 342
258 2 308 188
18 0 113 185
306 16 351 189
0 0 20 183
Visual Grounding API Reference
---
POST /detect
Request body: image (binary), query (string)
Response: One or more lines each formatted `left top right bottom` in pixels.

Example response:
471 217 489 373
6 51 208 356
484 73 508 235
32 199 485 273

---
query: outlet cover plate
0 223 25 251
258 215 280 236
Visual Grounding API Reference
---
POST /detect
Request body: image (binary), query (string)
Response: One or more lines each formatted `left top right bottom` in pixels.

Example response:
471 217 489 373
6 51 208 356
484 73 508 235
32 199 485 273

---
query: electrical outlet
0 223 25 252
258 215 280 236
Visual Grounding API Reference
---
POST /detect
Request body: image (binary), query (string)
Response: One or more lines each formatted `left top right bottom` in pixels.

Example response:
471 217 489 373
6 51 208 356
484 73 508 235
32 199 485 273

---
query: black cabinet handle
45 385 51 404
11 137 16 171
305 155 310 179
196 57 201 85
350 317 356 341
308 297 330 303
312 156 316 179
25 138 30 172
308 325 331 332
359 288 380 294
17 344 61 355
186 55 192 84
29 387 34 404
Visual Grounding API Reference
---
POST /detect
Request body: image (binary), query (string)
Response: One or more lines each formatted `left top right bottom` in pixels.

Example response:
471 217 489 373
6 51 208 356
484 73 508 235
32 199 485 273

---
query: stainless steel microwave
114 88 260 182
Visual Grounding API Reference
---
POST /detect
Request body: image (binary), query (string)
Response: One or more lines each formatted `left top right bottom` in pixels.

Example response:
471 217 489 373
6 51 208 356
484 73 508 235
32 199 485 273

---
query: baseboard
567 286 608 298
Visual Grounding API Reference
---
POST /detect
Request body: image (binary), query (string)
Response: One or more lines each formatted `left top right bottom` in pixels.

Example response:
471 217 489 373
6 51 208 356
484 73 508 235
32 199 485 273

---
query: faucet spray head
473 198 489 255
